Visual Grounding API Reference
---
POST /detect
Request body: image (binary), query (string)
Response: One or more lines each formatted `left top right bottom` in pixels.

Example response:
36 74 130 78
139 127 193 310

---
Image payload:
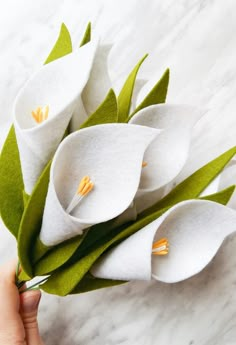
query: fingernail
21 291 41 313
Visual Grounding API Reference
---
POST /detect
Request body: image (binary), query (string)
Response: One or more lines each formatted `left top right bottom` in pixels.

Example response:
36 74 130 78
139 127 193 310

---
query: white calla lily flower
91 199 236 282
14 41 97 194
130 104 204 193
39 123 159 246
70 44 112 131
82 44 112 114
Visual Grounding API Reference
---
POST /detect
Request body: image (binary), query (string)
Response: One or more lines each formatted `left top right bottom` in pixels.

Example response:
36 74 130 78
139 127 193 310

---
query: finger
0 259 19 314
0 260 25 343
20 289 44 345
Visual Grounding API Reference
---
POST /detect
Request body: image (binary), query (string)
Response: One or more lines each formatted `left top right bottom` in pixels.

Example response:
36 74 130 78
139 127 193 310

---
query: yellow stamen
152 238 169 256
77 176 90 194
66 176 94 214
142 161 148 168
31 105 49 123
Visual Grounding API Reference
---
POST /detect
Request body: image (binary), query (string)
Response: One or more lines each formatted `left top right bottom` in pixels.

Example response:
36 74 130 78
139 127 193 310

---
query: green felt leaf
33 234 84 276
129 68 169 119
118 54 148 123
140 146 236 218
22 190 30 208
18 161 51 277
0 126 24 237
70 273 126 294
80 89 118 129
44 23 72 65
200 185 235 205
80 22 91 47
41 207 169 296
18 269 31 282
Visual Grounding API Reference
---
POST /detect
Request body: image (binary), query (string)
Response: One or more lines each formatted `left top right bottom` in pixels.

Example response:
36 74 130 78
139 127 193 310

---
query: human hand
0 260 44 345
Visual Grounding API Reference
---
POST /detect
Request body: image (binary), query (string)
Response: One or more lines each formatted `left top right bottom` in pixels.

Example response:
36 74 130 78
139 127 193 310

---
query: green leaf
33 235 84 276
22 190 30 208
18 161 51 277
118 54 148 123
0 126 24 237
44 23 72 65
129 68 169 119
41 207 168 296
80 89 118 129
140 146 236 218
70 273 126 294
80 22 91 47
200 185 235 205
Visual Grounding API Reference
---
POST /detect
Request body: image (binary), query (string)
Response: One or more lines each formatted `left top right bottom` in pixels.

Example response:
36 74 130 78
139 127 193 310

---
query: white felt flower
14 41 97 194
70 44 112 131
91 199 236 282
39 123 159 246
128 104 205 213
130 104 204 193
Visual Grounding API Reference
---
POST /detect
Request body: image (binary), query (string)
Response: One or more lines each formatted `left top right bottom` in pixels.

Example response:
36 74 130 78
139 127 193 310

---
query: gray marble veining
1 1 236 344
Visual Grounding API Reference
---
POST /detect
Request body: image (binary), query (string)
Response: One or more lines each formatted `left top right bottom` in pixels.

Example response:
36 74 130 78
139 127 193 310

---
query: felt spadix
129 104 204 193
39 123 159 246
14 41 97 194
91 200 236 282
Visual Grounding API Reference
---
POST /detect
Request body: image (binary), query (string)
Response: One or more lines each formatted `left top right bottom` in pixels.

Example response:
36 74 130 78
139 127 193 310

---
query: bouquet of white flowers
1 23 236 296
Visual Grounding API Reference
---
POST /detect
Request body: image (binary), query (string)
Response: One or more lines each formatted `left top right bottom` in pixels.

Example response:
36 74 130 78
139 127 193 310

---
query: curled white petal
82 44 112 115
91 200 236 282
14 41 97 194
135 188 167 214
129 104 205 192
69 95 88 132
39 123 159 246
130 78 147 113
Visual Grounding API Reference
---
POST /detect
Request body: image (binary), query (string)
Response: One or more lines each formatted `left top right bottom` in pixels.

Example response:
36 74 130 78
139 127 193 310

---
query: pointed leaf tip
80 88 118 128
201 185 236 205
118 54 148 123
130 67 170 119
44 23 72 64
80 22 92 47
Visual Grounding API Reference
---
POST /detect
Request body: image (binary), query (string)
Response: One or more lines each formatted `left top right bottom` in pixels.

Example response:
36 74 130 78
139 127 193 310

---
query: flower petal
130 78 147 113
69 96 88 132
39 123 159 246
14 41 97 193
91 200 236 282
129 104 205 192
82 44 112 115
135 187 167 213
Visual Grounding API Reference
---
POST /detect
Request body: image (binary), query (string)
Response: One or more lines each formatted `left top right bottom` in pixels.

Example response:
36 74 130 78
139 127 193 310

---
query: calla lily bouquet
1 23 236 296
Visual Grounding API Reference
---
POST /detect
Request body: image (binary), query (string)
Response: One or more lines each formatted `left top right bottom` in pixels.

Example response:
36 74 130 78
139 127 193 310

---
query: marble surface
1 0 236 344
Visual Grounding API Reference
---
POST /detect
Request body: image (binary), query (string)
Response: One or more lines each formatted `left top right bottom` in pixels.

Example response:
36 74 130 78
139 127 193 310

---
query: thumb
20 290 44 345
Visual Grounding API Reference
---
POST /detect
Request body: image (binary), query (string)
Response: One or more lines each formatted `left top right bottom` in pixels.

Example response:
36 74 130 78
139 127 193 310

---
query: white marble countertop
1 1 236 344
